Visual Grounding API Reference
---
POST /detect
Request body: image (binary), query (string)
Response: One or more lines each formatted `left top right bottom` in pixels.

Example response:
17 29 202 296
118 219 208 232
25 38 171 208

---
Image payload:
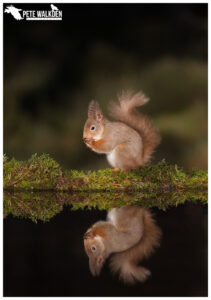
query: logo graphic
51 4 58 11
4 4 62 21
4 5 23 20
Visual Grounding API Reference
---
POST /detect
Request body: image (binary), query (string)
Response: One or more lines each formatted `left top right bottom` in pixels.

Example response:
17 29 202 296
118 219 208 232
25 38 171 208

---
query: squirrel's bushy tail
109 209 161 285
109 91 161 164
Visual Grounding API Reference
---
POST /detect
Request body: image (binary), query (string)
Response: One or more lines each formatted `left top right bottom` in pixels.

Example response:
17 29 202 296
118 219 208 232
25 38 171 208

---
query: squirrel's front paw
83 138 93 148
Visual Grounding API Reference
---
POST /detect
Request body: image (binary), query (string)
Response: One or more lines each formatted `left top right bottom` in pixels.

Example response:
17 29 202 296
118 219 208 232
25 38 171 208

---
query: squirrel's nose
83 137 88 142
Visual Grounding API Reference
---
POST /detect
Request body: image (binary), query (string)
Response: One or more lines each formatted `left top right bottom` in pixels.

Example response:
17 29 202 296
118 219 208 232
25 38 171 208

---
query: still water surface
4 192 207 297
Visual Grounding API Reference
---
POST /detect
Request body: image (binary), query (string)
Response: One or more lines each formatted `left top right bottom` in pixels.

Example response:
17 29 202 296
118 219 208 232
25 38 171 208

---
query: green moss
4 155 207 192
4 153 62 190
3 154 207 222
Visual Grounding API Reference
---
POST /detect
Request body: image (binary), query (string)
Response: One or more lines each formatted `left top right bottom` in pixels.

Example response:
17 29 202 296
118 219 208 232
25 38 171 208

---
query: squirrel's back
109 208 161 285
109 91 161 164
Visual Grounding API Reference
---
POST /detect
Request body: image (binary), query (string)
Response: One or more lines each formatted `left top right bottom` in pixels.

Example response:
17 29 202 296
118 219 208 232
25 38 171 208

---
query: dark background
4 3 207 170
3 3 208 297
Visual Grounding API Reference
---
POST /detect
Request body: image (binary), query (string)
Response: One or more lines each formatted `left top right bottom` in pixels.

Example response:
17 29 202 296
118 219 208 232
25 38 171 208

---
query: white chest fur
107 208 117 226
107 150 116 168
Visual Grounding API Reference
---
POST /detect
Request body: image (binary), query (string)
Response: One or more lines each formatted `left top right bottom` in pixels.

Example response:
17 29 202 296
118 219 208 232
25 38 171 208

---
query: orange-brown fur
84 206 161 284
109 209 161 284
86 138 109 153
83 91 161 170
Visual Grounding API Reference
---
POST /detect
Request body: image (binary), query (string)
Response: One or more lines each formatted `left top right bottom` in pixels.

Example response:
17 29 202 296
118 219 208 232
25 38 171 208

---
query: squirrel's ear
88 101 103 122
96 110 103 123
97 254 103 266
88 101 96 119
84 229 94 240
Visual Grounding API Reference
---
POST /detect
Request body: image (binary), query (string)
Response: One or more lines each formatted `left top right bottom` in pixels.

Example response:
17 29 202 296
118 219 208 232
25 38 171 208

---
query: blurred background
4 3 207 171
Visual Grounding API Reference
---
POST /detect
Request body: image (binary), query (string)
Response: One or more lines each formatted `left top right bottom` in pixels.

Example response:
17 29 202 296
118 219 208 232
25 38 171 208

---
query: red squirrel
84 206 161 284
83 91 161 171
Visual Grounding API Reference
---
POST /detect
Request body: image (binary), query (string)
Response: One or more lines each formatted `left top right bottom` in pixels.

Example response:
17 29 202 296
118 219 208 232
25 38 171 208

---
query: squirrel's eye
91 246 96 251
90 125 96 131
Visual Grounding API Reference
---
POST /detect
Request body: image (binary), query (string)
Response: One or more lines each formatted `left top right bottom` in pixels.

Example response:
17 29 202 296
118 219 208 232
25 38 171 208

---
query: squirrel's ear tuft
88 100 96 118
84 229 94 240
96 110 103 123
88 100 103 122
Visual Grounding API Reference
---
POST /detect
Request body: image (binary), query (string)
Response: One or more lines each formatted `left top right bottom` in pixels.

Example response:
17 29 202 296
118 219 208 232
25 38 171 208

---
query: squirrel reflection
84 206 161 285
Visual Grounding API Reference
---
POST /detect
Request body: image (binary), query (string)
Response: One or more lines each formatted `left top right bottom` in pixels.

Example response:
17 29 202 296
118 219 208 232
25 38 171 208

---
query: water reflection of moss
4 188 207 223
3 191 64 223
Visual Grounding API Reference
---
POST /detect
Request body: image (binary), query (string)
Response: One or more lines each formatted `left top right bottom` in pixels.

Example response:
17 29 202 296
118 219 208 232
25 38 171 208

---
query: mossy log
3 154 207 222
4 153 207 192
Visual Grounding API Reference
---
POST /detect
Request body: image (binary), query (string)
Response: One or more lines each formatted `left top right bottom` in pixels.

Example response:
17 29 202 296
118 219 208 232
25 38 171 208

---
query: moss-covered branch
3 154 207 222
3 154 207 192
